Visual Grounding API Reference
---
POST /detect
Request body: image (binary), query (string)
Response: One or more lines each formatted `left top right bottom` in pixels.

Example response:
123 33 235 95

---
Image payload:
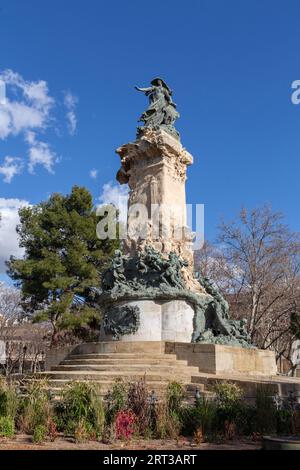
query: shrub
167 410 182 439
47 416 58 442
0 416 15 438
56 381 104 439
166 381 185 415
74 418 96 443
104 379 128 426
115 409 136 441
18 379 52 434
254 385 277 434
32 424 47 444
235 403 257 436
276 408 293 435
197 398 217 437
153 400 168 439
0 378 18 420
127 379 150 436
153 400 182 439
214 381 243 409
213 381 243 432
180 398 217 438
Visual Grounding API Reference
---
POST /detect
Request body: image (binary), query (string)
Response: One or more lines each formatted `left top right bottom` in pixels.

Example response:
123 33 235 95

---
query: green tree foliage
7 186 119 344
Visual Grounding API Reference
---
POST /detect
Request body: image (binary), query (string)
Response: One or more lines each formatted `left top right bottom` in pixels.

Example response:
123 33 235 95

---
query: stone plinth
165 342 277 376
100 299 195 343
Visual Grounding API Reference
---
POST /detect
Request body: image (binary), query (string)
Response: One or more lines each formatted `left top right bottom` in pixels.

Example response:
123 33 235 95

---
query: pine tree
7 186 119 344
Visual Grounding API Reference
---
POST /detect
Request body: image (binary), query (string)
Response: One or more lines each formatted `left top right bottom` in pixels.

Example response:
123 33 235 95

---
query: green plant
32 424 47 444
0 416 15 438
166 381 185 415
104 379 128 426
153 400 168 439
56 381 104 438
214 381 243 408
276 408 293 435
7 186 119 345
0 378 18 420
213 381 243 430
74 418 96 443
180 398 217 438
235 403 257 436
254 385 277 434
153 400 182 439
167 410 182 439
17 379 52 434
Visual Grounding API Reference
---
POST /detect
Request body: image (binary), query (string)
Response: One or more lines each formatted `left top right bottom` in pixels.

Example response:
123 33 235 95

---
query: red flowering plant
115 410 136 441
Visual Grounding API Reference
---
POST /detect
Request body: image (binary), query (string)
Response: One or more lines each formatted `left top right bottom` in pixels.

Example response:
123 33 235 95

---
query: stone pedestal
64 340 277 377
116 128 199 289
165 342 278 376
100 299 195 343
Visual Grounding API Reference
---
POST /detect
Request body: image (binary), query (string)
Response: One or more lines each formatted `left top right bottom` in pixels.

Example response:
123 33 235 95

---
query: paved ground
0 434 261 450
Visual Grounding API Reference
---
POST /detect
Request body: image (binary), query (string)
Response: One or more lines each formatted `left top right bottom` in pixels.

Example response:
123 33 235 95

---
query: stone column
116 128 198 290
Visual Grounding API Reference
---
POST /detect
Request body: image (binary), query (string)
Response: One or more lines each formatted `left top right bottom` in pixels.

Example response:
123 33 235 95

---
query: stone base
55 340 277 376
100 299 194 342
165 342 277 376
41 340 300 400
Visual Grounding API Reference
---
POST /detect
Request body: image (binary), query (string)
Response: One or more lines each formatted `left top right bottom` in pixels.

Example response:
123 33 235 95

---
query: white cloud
0 156 23 183
25 131 57 174
0 107 11 139
0 69 77 181
0 69 54 140
89 169 98 179
98 181 129 225
64 91 78 135
0 198 29 274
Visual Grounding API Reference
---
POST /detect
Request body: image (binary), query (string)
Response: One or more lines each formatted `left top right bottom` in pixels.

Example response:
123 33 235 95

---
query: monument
99 78 251 348
44 78 300 393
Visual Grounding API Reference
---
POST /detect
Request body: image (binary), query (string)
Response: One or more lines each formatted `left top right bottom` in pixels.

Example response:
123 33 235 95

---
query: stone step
22 377 202 391
69 342 169 355
19 382 209 402
20 379 207 402
53 364 198 373
67 353 178 360
39 371 198 381
190 373 300 400
60 358 188 366
190 372 300 385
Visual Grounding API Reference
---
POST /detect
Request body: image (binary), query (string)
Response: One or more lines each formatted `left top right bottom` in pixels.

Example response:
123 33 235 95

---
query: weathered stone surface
161 300 194 342
116 128 196 283
168 342 277 376
100 299 194 342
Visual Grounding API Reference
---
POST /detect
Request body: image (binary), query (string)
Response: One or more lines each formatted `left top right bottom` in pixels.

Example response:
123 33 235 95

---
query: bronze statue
135 78 180 139
160 251 188 289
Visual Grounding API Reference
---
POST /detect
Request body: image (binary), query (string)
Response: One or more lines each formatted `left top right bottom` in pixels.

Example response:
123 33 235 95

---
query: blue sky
1 0 300 281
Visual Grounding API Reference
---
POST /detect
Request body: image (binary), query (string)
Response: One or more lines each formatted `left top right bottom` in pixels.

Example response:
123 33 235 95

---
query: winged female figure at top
135 77 180 139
